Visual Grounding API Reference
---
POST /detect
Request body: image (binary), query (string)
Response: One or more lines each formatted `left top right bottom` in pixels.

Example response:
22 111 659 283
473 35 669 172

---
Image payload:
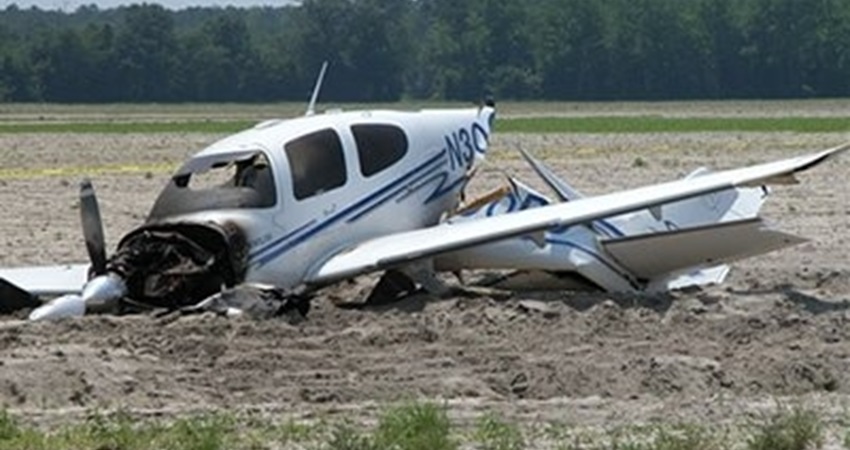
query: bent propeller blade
80 179 107 275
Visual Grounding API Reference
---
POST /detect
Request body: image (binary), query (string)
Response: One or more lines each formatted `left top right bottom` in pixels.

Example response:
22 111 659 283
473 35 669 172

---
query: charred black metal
364 269 417 306
0 278 40 314
106 221 248 309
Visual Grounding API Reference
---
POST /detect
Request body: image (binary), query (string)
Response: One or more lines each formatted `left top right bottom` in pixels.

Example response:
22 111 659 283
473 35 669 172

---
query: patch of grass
273 418 326 444
0 411 238 450
632 156 648 168
0 410 19 442
648 424 727 450
0 403 836 450
0 404 456 450
159 413 235 450
498 116 850 134
76 411 141 449
472 413 524 450
373 402 457 450
746 407 824 450
327 421 378 450
0 115 847 134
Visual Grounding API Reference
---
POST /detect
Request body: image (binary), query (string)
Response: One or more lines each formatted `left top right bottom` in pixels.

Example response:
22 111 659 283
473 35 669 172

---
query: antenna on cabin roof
305 61 329 116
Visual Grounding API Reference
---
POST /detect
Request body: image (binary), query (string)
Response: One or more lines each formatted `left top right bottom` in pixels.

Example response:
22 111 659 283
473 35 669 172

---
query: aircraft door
274 127 353 229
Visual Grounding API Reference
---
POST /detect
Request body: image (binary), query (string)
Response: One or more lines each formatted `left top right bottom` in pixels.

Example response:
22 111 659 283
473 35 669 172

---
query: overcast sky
1 0 293 10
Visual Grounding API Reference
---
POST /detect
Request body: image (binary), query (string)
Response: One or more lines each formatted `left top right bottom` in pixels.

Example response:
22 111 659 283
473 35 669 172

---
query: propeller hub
81 273 127 312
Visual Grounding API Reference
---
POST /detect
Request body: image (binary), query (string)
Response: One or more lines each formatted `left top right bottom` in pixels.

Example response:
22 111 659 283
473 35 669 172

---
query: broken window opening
148 150 277 221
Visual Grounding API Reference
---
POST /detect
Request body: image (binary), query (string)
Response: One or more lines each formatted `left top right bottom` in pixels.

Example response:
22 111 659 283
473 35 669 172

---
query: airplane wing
0 264 89 297
306 144 847 284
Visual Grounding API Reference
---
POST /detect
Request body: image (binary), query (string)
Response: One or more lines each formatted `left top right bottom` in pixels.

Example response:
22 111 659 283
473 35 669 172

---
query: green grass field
0 402 835 450
1 100 848 134
498 116 850 134
0 116 847 134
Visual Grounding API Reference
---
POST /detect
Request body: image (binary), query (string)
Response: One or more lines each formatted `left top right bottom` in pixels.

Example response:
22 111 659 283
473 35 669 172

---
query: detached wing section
307 145 847 284
0 264 89 296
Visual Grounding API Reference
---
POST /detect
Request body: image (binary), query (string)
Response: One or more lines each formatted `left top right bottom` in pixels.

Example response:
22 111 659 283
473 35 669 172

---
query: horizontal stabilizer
0 264 89 297
601 219 806 279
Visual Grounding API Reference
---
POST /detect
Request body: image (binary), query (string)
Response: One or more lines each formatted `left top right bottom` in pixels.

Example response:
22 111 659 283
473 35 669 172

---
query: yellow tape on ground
0 162 177 180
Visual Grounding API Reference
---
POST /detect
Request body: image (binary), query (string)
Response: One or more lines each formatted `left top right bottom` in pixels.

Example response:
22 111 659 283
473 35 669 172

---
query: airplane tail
524 151 808 290
518 147 584 202
589 164 809 289
445 150 809 292
520 147 771 234
605 167 769 235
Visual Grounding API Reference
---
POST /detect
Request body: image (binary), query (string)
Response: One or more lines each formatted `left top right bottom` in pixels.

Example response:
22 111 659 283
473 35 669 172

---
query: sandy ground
0 122 849 444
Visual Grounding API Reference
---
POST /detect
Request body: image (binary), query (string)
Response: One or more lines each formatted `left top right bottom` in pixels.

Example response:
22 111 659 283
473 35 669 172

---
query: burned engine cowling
106 221 247 309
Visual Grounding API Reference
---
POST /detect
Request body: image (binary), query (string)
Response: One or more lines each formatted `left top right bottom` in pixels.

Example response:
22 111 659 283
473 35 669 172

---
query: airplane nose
28 274 127 321
81 273 127 312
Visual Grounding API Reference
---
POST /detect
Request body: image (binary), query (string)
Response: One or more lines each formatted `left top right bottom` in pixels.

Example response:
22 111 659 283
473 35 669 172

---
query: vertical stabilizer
517 147 584 201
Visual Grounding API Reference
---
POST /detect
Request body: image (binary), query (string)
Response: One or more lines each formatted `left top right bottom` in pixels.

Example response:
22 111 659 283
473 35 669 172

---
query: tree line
1 0 849 103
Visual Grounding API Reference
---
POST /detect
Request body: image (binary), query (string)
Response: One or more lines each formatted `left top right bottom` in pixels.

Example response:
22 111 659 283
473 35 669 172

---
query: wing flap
0 264 89 296
601 218 805 279
307 144 847 284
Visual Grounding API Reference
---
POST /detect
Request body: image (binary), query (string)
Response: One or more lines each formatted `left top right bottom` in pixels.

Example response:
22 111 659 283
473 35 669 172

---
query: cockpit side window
352 124 408 177
284 128 347 200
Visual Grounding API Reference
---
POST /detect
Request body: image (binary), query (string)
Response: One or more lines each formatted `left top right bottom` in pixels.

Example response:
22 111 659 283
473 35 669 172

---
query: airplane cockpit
147 150 277 222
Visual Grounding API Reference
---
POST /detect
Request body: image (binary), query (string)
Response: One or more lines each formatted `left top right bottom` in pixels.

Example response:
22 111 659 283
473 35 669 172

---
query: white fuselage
150 107 495 289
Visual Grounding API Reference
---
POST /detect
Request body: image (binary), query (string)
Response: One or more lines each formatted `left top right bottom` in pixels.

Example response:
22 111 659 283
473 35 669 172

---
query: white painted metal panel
0 264 89 296
602 219 805 279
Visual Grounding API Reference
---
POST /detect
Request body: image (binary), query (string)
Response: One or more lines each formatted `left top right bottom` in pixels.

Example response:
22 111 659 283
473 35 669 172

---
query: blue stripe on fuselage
250 150 449 267
594 219 624 238
424 173 468 204
560 197 624 238
346 160 450 223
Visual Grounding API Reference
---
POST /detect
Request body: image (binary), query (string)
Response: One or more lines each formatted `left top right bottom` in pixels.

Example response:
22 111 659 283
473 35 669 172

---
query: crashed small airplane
0 67 846 319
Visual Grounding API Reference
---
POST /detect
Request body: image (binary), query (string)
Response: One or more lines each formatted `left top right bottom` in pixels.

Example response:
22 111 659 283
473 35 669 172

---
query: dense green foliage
1 0 849 102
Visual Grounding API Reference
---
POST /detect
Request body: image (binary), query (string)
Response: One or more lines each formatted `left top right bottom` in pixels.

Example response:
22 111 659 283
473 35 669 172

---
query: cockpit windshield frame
147 150 277 222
